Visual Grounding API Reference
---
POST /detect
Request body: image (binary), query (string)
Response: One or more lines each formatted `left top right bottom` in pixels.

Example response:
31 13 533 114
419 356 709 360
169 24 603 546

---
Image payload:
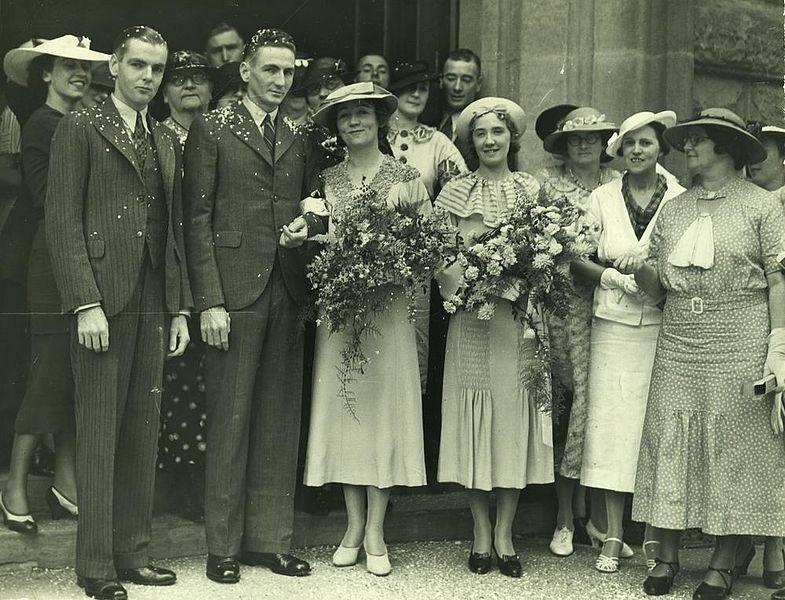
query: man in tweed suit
184 28 319 583
46 26 191 600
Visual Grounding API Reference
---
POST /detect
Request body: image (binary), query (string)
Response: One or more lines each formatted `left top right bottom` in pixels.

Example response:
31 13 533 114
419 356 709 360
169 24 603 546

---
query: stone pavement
0 538 773 600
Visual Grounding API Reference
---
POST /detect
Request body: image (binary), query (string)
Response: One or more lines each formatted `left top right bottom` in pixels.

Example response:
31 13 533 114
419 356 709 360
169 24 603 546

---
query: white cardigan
586 174 686 326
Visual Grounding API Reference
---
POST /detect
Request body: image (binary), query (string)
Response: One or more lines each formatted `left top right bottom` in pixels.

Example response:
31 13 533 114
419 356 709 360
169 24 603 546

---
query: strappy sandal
644 558 680 596
595 537 622 573
643 539 661 572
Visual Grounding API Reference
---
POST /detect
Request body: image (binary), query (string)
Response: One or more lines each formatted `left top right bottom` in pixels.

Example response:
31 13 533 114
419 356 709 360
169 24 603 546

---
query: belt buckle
690 296 704 314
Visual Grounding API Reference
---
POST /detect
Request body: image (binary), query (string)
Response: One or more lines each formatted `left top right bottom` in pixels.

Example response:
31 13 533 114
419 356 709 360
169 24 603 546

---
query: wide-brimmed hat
542 106 617 157
90 61 114 91
312 81 398 129
664 107 767 165
606 110 677 157
388 60 438 94
211 61 243 101
4 35 110 86
535 104 577 141
300 57 356 95
759 125 785 141
455 97 527 144
165 50 212 83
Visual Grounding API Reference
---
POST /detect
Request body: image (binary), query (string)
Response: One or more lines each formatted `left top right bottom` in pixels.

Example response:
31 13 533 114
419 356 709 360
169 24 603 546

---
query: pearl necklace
568 167 602 192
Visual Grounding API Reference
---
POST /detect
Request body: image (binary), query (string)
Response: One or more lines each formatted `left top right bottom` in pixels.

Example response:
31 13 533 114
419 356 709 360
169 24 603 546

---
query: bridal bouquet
442 186 599 413
307 182 458 419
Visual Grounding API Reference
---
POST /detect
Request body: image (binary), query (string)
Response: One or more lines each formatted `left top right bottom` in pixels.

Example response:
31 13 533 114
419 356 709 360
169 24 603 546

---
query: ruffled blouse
434 171 541 227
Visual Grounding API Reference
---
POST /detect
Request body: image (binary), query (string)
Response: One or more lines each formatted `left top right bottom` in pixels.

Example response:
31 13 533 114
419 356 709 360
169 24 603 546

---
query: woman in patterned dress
435 98 554 578
617 108 785 599
535 105 623 557
576 111 685 573
303 83 429 577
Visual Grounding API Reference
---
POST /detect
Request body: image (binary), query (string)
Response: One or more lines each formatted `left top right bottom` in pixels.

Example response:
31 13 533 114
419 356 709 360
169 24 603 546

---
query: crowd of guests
0 19 783 600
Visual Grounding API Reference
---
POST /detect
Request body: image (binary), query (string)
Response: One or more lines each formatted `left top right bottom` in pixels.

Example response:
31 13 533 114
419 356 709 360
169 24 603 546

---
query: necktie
262 114 276 159
134 111 148 169
439 115 454 141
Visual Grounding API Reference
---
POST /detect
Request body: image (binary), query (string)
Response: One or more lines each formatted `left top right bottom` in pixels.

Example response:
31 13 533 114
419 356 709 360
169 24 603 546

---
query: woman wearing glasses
535 106 624 558
158 50 214 522
617 109 785 599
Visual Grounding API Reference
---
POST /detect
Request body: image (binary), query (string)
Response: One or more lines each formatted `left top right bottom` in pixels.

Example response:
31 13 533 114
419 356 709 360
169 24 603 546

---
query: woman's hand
613 253 646 275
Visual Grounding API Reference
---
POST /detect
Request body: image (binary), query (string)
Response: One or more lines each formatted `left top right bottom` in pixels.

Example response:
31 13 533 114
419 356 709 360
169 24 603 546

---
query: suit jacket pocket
87 239 105 258
213 230 242 248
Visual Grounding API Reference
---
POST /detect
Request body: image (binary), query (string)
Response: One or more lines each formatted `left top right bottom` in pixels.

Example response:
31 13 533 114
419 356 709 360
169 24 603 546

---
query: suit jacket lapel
93 100 143 179
274 113 296 162
229 103 274 167
151 120 176 210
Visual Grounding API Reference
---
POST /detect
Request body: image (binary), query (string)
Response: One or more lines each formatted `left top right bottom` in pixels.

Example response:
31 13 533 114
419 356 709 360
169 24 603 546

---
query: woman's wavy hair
703 125 748 170
328 98 394 156
27 54 56 94
465 109 520 171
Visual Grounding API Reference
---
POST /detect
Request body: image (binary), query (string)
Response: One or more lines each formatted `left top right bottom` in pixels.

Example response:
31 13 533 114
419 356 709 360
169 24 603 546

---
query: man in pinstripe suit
46 26 191 600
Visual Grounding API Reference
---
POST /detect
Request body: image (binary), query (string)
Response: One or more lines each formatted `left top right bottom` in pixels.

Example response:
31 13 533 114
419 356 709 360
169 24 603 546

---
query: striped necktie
134 111 148 169
262 114 276 159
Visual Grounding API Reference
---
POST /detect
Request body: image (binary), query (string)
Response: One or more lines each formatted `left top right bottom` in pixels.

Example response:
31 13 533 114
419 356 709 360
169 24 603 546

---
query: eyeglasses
683 134 710 147
168 72 209 87
567 133 600 146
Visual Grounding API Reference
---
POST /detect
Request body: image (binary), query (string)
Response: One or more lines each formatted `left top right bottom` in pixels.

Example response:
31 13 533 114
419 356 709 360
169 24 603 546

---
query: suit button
136 231 143 238
136 195 145 203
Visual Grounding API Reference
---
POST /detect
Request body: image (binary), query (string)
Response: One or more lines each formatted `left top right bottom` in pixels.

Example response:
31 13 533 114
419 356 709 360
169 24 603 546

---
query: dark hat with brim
211 61 243 101
300 57 356 95
90 61 114 91
165 50 212 82
535 104 577 141
388 60 438 93
288 56 313 97
664 107 767 165
542 106 617 163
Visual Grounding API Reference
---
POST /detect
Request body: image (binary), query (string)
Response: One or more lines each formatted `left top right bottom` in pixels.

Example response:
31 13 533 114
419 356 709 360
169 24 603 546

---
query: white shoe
549 526 574 557
364 543 391 576
585 520 634 559
332 544 361 567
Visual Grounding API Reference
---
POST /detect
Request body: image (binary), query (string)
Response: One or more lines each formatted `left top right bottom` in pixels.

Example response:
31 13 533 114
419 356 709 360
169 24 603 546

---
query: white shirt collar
242 97 278 128
111 94 150 135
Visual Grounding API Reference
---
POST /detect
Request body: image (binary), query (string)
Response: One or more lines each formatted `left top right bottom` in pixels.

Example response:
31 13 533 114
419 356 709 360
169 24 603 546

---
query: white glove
600 268 640 296
766 327 785 434
299 196 329 216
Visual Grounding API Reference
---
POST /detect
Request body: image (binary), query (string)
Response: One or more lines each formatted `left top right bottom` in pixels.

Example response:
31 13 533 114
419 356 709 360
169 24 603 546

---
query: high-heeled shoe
693 566 733 599
493 544 522 578
0 491 37 534
468 545 492 575
585 520 634 558
46 487 78 519
595 537 622 573
332 544 361 567
643 558 679 596
764 548 785 589
363 542 391 577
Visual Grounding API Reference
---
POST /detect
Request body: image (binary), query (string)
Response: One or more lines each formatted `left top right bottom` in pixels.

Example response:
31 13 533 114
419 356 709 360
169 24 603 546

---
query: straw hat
606 110 677 157
664 108 766 165
542 106 617 156
454 97 526 143
4 35 110 86
312 81 397 128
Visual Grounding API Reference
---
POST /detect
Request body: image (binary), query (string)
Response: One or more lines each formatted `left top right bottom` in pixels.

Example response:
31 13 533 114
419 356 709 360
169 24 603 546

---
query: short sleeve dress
435 171 555 491
303 155 429 488
631 178 785 536
536 164 620 479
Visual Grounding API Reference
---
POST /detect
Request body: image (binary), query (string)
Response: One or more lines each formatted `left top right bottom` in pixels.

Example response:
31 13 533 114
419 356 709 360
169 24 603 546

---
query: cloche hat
455 97 526 143
312 81 398 129
4 35 110 86
606 110 677 157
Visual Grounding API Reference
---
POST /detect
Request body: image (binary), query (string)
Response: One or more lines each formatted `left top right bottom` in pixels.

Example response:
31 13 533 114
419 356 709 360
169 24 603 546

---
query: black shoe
773 587 785 600
765 549 785 589
693 567 733 599
206 554 240 584
0 491 37 534
493 544 522 578
468 546 492 574
117 565 176 586
644 559 680 596
46 487 78 520
76 576 127 600
240 551 312 576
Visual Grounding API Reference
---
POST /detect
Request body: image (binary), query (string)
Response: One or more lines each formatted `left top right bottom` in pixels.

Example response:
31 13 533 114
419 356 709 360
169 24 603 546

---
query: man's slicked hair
113 26 167 59
206 22 242 44
444 48 481 75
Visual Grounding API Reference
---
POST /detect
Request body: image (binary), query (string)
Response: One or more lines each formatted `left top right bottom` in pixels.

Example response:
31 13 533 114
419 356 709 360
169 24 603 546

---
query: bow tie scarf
668 213 715 269
134 111 148 170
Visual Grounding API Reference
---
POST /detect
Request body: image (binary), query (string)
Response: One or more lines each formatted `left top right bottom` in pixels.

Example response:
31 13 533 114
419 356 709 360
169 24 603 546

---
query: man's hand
168 315 190 358
77 305 109 353
201 305 231 351
279 217 309 248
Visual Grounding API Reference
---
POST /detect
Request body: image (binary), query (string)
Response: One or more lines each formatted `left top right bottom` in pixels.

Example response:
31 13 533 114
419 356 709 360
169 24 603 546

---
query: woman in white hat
435 97 554 578
302 82 430 577
616 108 785 599
571 111 685 574
0 35 109 534
535 105 623 558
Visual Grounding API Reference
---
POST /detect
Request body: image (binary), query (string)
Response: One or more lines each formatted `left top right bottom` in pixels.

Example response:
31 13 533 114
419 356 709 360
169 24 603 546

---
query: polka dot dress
631 178 785 536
